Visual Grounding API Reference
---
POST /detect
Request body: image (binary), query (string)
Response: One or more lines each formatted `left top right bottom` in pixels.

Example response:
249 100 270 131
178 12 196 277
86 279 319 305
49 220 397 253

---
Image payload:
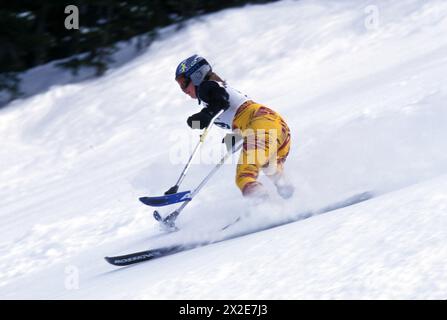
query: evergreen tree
0 0 277 105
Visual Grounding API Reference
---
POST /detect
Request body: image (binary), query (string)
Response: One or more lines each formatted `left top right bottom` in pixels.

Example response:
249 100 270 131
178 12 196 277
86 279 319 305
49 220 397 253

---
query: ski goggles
176 75 191 91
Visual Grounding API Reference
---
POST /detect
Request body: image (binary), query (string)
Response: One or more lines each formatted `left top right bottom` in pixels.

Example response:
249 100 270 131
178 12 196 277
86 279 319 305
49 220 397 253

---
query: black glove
222 133 243 152
187 109 214 129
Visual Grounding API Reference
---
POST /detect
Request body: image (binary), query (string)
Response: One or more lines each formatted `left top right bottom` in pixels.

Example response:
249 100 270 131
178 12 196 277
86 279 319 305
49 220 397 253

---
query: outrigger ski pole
163 110 224 195
153 141 243 230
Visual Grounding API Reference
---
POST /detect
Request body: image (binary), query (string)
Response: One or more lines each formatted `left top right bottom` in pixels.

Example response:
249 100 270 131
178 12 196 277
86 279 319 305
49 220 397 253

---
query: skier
174 54 294 200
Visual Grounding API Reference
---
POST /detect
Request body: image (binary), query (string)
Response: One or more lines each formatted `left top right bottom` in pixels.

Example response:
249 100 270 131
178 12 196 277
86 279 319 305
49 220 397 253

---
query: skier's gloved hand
164 185 179 195
187 109 214 129
222 132 243 152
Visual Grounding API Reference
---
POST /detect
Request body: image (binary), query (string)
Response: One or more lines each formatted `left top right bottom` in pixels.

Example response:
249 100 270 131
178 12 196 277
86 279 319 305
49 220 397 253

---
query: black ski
105 245 187 266
105 191 374 266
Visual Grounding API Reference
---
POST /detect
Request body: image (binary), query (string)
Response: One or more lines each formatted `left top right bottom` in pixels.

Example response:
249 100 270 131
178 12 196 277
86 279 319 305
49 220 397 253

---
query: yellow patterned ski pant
232 101 291 196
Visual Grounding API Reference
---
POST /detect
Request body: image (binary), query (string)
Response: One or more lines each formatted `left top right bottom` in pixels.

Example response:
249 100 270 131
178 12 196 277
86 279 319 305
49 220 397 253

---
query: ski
105 245 187 266
105 191 374 267
139 191 192 207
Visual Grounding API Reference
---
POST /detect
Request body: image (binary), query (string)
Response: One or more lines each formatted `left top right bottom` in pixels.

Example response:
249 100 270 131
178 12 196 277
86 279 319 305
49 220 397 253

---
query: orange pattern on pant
232 101 291 196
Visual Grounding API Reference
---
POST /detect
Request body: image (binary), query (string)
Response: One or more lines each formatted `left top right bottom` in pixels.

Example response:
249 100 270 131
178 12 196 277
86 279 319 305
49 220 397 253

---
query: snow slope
1 0 447 299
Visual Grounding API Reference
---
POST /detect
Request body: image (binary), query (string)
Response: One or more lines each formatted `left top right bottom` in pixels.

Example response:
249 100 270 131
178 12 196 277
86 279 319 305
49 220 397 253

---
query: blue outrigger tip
139 191 192 207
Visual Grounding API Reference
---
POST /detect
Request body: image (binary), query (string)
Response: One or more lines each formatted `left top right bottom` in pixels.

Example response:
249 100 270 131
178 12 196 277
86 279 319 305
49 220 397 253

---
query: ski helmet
175 55 212 87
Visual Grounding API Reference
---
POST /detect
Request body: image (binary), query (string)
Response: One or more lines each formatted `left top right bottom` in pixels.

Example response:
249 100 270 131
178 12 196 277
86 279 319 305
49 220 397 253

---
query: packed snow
1 0 447 299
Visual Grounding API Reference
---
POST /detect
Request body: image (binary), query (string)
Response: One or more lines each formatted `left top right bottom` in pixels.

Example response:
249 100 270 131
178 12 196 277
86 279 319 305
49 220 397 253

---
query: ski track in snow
1 0 447 299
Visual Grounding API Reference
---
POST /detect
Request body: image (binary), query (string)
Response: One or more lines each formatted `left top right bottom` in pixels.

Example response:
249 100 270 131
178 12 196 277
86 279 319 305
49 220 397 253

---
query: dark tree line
0 0 276 103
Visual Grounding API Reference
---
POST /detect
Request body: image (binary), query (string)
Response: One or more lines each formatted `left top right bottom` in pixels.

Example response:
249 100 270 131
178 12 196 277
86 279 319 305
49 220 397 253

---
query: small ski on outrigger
105 191 374 266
